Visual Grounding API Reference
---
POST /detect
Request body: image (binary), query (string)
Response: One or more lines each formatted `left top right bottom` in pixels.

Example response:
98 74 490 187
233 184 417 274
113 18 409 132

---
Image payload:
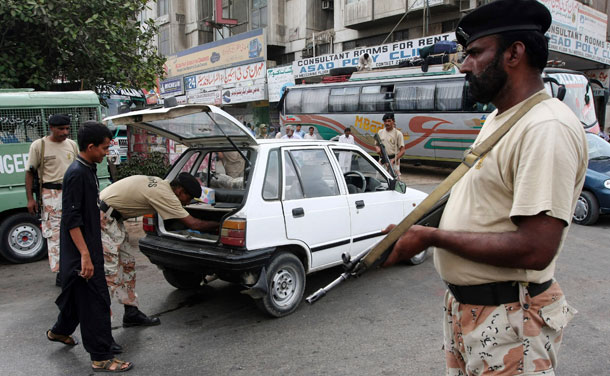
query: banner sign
159 78 184 97
187 90 222 105
539 0 610 65
221 84 266 105
184 61 267 91
164 29 265 78
292 33 455 79
267 66 295 102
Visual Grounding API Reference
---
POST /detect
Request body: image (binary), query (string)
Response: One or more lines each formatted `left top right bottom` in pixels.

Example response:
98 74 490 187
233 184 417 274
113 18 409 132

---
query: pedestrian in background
295 124 305 138
337 127 355 173
382 1 586 374
282 125 302 140
303 126 318 140
375 113 405 177
47 121 133 373
25 114 79 285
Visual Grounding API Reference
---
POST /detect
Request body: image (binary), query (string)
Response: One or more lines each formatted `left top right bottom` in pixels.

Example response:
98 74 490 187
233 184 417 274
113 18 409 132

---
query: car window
263 149 280 200
332 148 390 194
283 149 339 199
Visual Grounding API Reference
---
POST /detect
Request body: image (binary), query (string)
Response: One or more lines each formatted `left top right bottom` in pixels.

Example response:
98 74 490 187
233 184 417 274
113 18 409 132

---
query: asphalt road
1 168 609 375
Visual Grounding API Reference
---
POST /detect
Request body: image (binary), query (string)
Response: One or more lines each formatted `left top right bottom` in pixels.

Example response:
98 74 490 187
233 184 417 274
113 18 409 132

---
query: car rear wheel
162 268 203 289
256 252 305 318
406 248 428 265
573 191 599 226
0 213 47 263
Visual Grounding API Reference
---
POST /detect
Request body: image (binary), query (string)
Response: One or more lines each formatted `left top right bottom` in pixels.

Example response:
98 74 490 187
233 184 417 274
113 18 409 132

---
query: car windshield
587 133 610 160
144 111 249 140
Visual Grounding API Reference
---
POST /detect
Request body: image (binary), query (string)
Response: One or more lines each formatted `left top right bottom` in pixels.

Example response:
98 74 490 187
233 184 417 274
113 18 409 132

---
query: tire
573 190 599 226
0 213 47 263
162 268 203 289
406 248 428 265
255 252 306 318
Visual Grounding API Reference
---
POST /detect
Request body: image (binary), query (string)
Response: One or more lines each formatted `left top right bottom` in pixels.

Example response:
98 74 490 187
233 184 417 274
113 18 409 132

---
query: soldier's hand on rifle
381 224 435 267
27 198 39 216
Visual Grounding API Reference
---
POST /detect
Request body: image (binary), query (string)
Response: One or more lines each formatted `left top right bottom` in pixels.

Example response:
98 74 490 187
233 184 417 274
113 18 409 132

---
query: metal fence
0 107 99 144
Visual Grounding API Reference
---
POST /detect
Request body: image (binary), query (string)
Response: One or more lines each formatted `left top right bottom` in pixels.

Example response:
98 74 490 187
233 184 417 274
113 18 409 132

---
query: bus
0 90 111 263
280 66 601 163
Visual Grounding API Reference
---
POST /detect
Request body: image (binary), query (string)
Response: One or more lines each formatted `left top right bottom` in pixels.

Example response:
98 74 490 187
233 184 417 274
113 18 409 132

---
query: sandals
92 358 133 373
46 330 79 346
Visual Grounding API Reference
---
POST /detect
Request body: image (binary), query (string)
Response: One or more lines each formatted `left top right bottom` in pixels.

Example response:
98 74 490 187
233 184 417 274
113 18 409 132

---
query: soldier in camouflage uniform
99 173 218 327
382 1 586 374
25 114 78 285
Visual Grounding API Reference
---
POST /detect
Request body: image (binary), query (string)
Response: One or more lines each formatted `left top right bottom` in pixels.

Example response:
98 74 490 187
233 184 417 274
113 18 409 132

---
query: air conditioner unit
322 0 333 10
460 0 476 12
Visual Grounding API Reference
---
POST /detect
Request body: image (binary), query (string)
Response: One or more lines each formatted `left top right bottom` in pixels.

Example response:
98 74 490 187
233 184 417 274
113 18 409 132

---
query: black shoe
111 341 123 354
123 306 161 327
55 274 61 287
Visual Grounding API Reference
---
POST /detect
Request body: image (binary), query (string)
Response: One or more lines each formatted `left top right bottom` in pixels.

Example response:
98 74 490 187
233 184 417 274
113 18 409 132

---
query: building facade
144 0 610 129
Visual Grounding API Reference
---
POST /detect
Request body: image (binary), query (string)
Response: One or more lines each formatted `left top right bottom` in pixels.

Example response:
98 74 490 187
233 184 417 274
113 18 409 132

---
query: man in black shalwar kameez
46 121 132 373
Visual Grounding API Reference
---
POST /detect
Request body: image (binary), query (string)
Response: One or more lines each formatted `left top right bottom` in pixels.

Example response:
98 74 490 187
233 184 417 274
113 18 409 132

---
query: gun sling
354 91 551 274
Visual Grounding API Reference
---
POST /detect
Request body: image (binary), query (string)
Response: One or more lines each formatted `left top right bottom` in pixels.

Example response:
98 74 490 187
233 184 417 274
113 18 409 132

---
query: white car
106 104 428 317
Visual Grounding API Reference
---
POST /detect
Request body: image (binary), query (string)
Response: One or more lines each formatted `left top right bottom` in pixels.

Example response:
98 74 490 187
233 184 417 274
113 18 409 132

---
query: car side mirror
390 179 406 193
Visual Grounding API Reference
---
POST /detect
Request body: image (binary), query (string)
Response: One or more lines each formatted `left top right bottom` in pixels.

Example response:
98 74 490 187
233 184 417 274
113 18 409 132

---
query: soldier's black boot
111 340 123 354
122 305 161 327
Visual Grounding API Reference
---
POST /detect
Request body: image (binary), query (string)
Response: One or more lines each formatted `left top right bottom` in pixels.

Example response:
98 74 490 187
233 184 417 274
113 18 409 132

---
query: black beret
456 0 551 47
48 114 71 126
176 172 201 199
382 113 395 120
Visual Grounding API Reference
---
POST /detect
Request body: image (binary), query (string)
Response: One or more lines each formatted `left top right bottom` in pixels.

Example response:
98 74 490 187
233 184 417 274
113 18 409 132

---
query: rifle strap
357 91 551 271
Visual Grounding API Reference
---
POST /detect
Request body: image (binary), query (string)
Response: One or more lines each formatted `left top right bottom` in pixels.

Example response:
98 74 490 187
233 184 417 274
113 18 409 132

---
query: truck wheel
0 213 47 263
162 268 203 289
256 252 305 318
406 248 428 265
573 190 599 226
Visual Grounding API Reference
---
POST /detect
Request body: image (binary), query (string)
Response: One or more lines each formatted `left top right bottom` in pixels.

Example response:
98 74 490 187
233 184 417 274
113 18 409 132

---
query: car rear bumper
139 234 274 274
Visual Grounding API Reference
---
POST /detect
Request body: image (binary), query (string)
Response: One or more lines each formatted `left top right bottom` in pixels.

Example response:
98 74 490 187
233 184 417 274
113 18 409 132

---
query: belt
99 200 123 221
387 154 395 160
446 280 553 305
42 183 62 190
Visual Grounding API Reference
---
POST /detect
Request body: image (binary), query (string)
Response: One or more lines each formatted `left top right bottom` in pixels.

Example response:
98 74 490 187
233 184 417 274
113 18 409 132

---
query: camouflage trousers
100 212 139 307
443 281 576 376
41 188 62 273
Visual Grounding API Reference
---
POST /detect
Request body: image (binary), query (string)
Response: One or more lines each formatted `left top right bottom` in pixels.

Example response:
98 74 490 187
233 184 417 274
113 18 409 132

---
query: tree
0 0 165 91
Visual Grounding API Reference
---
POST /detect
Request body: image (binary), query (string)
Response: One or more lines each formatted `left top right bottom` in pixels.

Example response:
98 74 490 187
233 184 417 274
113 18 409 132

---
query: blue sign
160 78 184 96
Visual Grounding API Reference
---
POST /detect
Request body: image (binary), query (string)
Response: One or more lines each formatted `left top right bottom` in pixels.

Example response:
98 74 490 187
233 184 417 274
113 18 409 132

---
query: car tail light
220 218 246 247
142 214 155 233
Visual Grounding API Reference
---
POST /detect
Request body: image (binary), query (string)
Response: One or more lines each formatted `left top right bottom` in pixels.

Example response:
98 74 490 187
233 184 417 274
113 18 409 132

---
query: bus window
329 87 360 112
436 81 463 111
286 90 302 113
360 85 391 112
395 83 434 111
302 88 329 113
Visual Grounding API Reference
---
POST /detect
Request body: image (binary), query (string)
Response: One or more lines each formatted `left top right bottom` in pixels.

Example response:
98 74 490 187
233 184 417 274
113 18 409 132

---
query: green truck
0 90 111 263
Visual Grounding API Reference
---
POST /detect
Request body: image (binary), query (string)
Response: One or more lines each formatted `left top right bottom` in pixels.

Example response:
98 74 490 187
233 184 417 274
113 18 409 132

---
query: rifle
374 133 397 180
306 91 550 305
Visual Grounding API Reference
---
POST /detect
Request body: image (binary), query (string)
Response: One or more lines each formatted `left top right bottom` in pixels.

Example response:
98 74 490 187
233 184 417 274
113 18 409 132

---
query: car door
281 147 351 270
331 147 406 255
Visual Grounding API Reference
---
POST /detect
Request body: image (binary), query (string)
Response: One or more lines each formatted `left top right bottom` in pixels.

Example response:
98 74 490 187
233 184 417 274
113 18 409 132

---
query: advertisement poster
539 0 610 65
164 29 265 77
292 32 456 79
184 61 267 91
267 66 295 102
221 84 266 105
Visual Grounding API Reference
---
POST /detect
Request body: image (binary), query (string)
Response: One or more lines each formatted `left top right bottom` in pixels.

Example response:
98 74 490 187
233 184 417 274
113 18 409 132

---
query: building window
442 19 458 33
159 24 170 56
158 0 169 17
198 0 214 21
252 0 267 29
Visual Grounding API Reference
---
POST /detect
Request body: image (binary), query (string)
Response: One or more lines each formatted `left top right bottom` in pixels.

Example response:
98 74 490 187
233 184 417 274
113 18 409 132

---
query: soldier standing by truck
25 114 79 285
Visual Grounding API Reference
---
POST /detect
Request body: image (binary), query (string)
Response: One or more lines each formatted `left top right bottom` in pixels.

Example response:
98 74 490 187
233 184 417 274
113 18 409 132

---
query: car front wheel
0 213 47 263
573 190 599 226
256 252 305 318
406 248 428 265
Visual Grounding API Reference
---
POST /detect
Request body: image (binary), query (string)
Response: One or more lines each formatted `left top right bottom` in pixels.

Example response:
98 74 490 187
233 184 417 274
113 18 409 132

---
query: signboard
164 29 265 77
539 0 610 65
187 90 222 105
292 32 455 78
221 84 266 105
159 78 184 97
585 69 610 88
267 66 295 102
184 61 267 91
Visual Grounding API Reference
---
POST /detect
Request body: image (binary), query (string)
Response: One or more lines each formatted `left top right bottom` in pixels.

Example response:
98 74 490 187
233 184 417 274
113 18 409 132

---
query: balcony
344 0 458 29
